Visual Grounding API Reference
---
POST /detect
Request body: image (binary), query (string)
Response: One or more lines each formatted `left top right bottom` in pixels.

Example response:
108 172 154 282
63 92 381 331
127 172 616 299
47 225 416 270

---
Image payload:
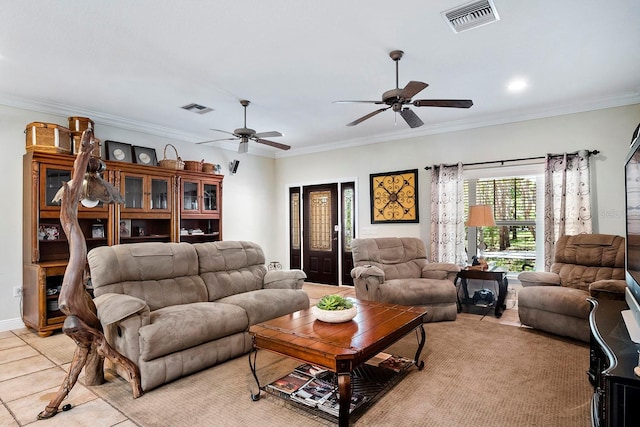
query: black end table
455 268 508 318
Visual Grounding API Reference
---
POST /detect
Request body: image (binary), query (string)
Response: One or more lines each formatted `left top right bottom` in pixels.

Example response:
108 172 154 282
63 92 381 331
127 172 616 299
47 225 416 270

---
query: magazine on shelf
318 389 368 417
290 377 335 407
294 363 329 379
379 354 414 372
266 371 311 397
365 352 414 372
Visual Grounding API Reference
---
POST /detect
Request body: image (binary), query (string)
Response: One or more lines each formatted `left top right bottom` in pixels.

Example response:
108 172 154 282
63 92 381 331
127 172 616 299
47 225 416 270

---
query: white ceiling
1 0 639 157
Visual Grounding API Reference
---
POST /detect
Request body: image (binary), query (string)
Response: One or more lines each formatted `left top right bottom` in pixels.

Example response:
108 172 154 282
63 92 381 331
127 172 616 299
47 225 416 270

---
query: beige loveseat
517 234 626 342
87 241 309 392
350 237 460 322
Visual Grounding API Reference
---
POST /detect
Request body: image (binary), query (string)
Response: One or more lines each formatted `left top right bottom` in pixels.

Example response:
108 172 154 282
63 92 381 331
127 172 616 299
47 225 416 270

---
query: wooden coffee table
248 298 427 427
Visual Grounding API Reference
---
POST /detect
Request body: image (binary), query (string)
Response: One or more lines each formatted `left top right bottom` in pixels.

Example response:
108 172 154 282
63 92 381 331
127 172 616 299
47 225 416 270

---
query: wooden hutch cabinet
23 151 223 336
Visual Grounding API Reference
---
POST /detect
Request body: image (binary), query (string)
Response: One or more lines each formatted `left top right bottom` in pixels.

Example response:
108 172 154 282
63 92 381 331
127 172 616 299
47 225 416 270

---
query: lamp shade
466 205 496 227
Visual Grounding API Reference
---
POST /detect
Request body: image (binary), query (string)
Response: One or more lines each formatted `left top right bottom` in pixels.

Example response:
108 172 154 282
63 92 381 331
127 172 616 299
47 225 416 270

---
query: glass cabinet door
182 181 199 212
124 176 144 209
150 178 169 210
202 182 218 212
43 167 71 208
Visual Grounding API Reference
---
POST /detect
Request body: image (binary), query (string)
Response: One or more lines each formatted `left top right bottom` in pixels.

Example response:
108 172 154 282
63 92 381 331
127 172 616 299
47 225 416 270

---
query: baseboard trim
0 317 25 333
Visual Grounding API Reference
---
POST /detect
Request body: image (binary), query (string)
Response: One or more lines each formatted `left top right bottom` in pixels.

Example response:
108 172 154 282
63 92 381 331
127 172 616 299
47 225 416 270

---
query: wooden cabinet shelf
23 151 223 336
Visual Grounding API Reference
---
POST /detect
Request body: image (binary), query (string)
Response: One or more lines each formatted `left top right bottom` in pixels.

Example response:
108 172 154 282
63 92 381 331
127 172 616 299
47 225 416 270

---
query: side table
455 268 508 318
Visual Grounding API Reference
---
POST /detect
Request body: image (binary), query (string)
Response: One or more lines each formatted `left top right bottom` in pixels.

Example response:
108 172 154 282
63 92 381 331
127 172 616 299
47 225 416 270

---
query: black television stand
588 298 640 427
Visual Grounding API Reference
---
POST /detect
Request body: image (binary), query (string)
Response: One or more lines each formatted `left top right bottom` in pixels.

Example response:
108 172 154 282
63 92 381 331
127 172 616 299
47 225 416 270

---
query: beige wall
1 103 638 329
274 104 640 265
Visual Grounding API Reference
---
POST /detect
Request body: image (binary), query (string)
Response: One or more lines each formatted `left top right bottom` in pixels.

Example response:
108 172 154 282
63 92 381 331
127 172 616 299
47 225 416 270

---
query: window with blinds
465 177 537 271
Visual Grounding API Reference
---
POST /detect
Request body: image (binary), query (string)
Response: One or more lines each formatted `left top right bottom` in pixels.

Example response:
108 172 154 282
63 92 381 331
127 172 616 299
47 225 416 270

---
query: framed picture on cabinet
132 145 158 166
119 219 131 237
38 224 60 240
91 223 105 238
105 140 133 162
370 169 419 223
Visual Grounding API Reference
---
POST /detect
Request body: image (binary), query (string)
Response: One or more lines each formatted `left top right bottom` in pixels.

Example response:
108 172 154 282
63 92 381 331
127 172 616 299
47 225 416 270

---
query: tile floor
0 283 522 426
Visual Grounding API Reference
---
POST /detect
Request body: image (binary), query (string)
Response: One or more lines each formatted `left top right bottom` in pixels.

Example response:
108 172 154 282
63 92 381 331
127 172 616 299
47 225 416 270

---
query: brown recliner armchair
350 237 460 322
517 234 626 342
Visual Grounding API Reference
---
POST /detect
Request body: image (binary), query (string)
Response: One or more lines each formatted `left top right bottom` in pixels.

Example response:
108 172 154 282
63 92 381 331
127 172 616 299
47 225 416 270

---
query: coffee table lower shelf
262 361 414 424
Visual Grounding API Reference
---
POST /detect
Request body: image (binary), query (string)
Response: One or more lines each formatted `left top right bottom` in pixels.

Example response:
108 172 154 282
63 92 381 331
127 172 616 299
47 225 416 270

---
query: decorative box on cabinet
588 299 640 427
178 171 222 243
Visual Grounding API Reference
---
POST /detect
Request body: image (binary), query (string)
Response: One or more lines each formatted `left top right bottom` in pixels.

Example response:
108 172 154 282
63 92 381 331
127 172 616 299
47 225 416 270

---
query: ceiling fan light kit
335 49 473 129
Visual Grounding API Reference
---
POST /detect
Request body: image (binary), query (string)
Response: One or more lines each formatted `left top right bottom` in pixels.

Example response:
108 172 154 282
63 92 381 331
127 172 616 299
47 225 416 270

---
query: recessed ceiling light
507 79 528 92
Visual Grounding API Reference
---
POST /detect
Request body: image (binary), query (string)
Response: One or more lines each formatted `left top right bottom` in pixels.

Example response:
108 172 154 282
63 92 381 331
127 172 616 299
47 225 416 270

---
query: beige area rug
86 317 591 427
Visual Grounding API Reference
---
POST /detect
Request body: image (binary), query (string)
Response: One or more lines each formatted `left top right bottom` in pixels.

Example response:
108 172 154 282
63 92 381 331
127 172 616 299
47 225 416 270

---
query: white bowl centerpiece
313 294 357 323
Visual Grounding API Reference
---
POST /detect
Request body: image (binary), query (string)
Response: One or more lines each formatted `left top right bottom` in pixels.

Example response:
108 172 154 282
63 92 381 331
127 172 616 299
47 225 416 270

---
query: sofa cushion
88 242 207 311
194 241 268 300
139 302 249 362
376 278 457 306
518 286 591 319
217 289 309 325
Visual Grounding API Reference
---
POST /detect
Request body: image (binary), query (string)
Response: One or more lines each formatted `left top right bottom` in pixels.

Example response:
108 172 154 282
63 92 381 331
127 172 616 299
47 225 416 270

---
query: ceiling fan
197 99 290 153
334 50 473 128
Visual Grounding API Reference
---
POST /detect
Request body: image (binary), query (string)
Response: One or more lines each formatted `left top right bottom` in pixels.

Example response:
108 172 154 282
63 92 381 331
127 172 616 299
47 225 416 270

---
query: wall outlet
13 286 22 297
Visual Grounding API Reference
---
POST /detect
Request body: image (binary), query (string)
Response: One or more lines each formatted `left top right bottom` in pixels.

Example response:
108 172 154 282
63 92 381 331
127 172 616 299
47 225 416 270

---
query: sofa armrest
351 265 385 301
422 263 460 282
589 279 627 300
517 271 561 287
351 265 384 281
94 293 150 326
263 269 307 290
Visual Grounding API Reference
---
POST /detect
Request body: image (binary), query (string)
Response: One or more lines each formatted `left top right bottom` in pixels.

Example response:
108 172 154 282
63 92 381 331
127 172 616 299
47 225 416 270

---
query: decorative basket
158 144 185 170
202 162 215 173
25 122 72 154
67 116 95 133
184 159 204 172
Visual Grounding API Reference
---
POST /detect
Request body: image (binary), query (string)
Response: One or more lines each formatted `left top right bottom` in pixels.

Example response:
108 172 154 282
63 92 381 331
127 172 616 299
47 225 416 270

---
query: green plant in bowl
316 294 354 311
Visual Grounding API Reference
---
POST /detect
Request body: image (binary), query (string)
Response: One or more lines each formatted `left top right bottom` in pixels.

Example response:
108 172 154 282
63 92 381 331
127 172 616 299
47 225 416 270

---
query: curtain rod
423 149 600 170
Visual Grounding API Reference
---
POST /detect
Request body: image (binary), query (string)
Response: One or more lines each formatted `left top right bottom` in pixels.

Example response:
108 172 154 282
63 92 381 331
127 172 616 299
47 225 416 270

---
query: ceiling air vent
442 0 500 33
181 103 214 114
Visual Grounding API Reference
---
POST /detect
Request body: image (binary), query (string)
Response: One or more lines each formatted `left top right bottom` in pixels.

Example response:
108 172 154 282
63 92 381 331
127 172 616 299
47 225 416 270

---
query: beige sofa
517 234 626 342
350 237 460 322
87 241 309 392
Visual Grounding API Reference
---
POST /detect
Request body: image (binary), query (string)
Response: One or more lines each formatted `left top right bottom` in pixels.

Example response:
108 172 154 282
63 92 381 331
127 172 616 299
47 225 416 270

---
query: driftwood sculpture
38 129 143 420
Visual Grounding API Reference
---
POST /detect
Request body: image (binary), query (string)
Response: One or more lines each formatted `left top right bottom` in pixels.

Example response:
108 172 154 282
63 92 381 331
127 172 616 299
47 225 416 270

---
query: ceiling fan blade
209 128 238 136
254 138 291 150
253 131 283 138
346 107 391 127
196 137 239 145
399 108 424 128
333 100 385 104
413 99 474 108
399 81 428 99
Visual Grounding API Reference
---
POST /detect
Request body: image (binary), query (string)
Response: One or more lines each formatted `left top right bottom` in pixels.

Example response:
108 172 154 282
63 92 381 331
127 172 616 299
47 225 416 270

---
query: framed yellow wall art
370 169 419 223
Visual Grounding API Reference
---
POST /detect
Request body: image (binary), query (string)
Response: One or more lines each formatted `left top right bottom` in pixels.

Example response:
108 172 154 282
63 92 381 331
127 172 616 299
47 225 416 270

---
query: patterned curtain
543 150 593 270
430 163 466 264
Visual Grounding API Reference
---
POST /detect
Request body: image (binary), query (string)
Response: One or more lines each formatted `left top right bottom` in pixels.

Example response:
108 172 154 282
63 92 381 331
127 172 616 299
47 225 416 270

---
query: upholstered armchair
517 234 626 342
350 237 460 322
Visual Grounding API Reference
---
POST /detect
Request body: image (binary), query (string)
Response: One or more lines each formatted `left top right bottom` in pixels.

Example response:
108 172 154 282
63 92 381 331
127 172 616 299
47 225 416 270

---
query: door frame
286 177 358 286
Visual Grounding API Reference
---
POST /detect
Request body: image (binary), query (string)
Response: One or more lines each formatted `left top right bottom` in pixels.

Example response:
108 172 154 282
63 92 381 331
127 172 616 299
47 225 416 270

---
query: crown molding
2 90 639 160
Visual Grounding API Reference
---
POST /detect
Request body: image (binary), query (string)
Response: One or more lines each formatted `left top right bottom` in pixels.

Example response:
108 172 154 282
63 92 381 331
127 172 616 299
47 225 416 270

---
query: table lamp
466 205 496 259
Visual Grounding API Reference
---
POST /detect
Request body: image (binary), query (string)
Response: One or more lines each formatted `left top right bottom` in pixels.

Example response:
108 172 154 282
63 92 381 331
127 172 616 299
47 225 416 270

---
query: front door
303 184 338 285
